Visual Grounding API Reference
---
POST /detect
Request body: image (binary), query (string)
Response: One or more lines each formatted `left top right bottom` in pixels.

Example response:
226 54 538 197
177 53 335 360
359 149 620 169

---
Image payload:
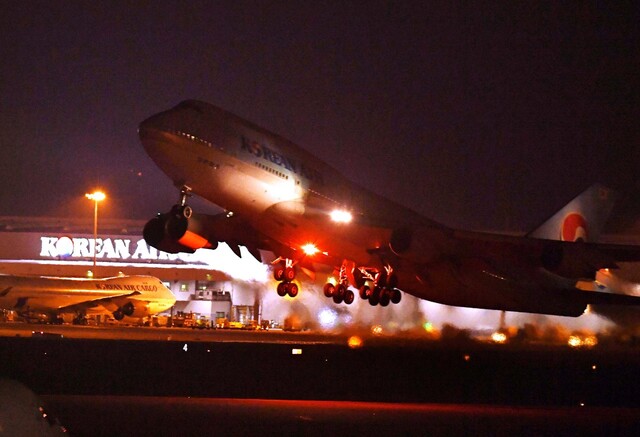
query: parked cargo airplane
0 275 176 324
140 100 640 317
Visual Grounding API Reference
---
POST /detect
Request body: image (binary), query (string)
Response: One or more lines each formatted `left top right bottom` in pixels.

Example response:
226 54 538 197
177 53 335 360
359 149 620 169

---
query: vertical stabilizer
526 184 616 242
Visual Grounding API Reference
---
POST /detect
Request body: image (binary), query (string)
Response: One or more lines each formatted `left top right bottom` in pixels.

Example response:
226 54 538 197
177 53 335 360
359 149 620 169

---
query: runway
0 321 341 344
1 322 640 435
40 396 640 436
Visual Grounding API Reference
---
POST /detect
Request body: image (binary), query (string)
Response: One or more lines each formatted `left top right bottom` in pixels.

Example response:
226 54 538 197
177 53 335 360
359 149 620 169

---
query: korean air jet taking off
140 100 640 317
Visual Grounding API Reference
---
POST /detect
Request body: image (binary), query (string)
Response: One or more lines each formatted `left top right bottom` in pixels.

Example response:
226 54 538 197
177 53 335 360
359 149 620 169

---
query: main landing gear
271 258 402 307
322 264 355 304
321 264 402 306
355 266 402 307
273 258 299 298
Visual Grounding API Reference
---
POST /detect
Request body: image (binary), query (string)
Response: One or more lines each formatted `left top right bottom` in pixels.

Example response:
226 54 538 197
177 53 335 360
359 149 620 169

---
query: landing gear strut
273 258 299 298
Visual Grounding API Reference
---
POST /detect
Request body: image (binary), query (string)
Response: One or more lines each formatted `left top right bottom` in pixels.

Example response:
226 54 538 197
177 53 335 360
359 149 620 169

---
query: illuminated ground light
371 325 383 336
347 336 363 349
568 335 582 347
568 335 598 348
491 331 508 344
318 308 338 329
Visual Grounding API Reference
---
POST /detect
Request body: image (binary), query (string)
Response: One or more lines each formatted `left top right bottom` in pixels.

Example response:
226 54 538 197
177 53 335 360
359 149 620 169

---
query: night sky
1 1 638 233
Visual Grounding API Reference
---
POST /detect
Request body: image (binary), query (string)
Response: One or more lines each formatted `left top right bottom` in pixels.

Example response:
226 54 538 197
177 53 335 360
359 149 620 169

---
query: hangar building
0 216 270 324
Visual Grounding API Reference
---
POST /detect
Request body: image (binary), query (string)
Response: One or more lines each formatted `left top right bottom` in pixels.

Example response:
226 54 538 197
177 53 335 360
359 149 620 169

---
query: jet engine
539 241 617 280
112 300 150 320
143 205 218 254
143 205 262 258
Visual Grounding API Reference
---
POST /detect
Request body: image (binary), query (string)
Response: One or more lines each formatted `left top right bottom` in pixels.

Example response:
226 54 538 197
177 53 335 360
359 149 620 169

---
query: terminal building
0 216 275 325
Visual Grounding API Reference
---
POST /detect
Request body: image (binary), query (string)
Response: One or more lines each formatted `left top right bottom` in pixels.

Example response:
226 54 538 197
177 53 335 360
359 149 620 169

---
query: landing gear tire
287 283 299 298
369 287 381 306
391 289 402 304
323 283 335 298
274 267 285 281
344 289 355 305
332 284 346 304
359 285 370 300
277 282 288 297
379 289 391 307
284 267 296 281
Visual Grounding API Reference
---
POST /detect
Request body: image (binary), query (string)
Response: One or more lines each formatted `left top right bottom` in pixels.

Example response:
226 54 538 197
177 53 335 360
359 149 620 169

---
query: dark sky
1 1 638 232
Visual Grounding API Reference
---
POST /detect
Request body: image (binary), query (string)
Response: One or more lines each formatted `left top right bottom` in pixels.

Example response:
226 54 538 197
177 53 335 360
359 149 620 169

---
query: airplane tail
526 184 616 242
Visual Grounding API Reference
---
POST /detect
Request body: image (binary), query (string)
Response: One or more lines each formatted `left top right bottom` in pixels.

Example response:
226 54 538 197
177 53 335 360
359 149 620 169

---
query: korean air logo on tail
561 213 588 242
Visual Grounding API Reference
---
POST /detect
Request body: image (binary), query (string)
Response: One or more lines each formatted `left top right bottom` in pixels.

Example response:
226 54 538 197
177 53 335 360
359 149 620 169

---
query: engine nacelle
540 241 617 280
143 205 261 257
143 205 218 254
389 225 449 264
113 300 149 320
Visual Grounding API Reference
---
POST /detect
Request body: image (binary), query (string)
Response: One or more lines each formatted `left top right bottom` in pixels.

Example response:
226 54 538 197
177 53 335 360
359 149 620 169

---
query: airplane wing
56 291 142 314
450 230 640 276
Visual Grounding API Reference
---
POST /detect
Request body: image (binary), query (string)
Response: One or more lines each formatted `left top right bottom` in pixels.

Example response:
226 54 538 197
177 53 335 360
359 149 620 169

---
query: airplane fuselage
140 101 433 270
0 275 176 321
139 100 640 317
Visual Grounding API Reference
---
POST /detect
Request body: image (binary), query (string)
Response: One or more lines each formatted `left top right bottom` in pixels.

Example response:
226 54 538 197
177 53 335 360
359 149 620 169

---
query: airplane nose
138 113 176 164
138 113 166 138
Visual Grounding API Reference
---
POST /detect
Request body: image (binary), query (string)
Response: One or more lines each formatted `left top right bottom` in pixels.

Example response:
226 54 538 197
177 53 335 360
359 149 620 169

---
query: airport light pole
85 191 106 272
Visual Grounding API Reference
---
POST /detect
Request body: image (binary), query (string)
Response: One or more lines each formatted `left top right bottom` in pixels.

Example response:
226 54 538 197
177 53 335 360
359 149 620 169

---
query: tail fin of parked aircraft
526 184 616 243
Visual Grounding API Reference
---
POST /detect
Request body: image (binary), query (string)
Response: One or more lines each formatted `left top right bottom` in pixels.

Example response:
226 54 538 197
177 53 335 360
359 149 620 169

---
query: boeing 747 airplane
0 274 176 324
140 100 640 317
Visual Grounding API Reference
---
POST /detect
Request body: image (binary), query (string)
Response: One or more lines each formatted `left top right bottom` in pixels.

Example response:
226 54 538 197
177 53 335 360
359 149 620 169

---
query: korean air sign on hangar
39 235 202 264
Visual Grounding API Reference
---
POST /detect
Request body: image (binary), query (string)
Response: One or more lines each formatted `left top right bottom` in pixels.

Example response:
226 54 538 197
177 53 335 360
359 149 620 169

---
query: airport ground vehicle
215 318 258 329
182 313 211 329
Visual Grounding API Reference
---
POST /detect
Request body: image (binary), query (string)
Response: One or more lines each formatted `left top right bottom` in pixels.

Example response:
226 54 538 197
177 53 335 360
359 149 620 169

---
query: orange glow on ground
347 336 363 349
